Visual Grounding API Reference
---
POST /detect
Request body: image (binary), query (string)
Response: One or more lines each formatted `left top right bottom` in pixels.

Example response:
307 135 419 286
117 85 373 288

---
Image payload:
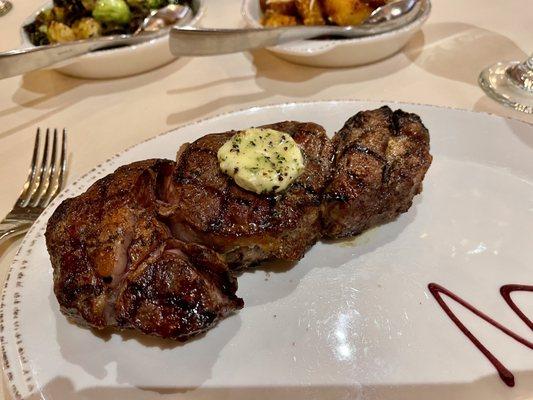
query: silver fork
0 128 67 243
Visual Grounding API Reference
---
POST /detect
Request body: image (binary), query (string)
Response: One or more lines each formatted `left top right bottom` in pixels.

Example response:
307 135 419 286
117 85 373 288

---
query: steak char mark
46 159 242 341
164 121 334 269
321 106 432 238
46 107 432 341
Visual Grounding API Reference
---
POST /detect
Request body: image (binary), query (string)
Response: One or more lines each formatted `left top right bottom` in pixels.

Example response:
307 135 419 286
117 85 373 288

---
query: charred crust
322 107 431 238
340 143 387 163
47 108 431 341
166 121 333 266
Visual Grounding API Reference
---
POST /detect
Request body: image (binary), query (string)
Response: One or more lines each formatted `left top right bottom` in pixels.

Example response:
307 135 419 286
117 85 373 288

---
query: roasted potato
295 0 325 25
364 0 387 9
259 0 384 27
81 0 97 10
261 9 298 27
261 0 297 15
322 0 373 26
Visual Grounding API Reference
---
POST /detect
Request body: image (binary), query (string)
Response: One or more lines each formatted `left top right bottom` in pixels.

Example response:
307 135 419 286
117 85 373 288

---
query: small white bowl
242 0 430 68
20 0 205 79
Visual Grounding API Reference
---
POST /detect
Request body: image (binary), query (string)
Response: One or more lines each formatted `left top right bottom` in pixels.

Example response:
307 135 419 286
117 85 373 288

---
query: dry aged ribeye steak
46 107 432 341
46 159 243 341
163 121 334 269
115 238 243 339
321 106 432 238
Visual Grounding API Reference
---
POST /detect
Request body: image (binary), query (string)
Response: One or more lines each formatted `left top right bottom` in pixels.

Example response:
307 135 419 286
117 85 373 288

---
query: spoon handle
169 19 409 57
169 26 342 56
0 31 161 79
169 0 422 57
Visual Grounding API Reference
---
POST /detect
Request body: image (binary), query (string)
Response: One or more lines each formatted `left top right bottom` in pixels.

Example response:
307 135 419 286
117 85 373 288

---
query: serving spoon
169 0 420 57
0 4 193 79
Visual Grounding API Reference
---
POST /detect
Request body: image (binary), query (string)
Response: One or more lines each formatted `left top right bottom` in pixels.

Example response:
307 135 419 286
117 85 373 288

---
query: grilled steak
321 106 432 238
115 239 243 340
46 159 243 340
164 121 334 269
46 106 432 341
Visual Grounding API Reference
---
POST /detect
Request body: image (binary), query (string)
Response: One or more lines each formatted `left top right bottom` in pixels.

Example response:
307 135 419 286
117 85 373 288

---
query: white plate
241 0 431 67
19 0 206 79
2 101 533 400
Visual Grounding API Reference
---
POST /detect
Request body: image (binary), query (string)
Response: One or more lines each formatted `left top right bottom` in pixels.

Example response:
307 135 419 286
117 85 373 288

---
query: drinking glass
479 54 533 114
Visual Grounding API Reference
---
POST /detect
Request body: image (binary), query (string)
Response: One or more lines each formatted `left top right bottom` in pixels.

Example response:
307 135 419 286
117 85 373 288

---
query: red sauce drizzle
428 283 533 387
500 285 533 330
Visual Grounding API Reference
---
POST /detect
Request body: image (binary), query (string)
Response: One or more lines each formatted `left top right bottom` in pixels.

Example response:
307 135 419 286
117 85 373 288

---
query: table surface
0 0 532 398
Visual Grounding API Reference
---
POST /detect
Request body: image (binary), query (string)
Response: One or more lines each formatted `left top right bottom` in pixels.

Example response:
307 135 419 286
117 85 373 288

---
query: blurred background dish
242 0 430 67
0 0 12 17
19 0 205 79
259 0 389 27
23 1 196 46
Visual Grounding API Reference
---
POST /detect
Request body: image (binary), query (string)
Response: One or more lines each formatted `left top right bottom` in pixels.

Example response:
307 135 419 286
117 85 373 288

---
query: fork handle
0 220 32 243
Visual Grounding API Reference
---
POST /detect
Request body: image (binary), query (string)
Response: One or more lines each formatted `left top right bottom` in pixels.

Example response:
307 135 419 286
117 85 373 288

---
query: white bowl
242 0 431 68
20 0 206 79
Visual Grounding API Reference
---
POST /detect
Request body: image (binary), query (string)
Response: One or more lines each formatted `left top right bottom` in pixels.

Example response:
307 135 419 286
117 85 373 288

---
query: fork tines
18 128 67 209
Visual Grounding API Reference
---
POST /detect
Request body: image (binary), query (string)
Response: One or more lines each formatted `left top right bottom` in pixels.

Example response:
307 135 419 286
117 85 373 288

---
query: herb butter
217 128 305 194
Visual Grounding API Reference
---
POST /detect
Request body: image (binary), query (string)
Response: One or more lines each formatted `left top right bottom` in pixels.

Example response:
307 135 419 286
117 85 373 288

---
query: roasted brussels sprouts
148 0 166 7
52 0 91 25
24 21 50 45
47 21 76 42
51 6 67 23
81 0 97 10
126 0 165 9
26 0 193 46
72 17 102 38
92 0 132 24
35 8 54 25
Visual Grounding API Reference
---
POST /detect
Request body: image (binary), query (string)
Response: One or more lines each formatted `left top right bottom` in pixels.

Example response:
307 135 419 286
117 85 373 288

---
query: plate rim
1 99 532 399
